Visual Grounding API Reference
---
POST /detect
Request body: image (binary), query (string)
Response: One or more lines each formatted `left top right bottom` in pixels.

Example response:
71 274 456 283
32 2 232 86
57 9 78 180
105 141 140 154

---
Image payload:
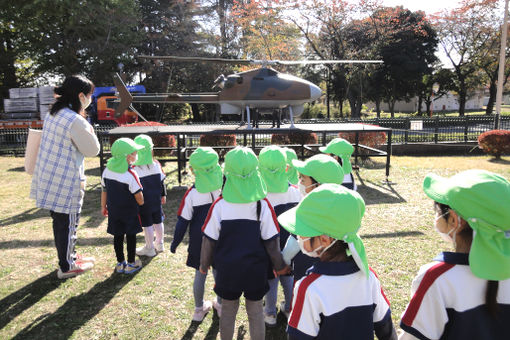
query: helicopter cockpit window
266 69 277 76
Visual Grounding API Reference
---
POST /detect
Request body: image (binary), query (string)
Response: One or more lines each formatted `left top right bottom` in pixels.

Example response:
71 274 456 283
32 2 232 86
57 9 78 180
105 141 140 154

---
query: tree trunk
217 0 228 55
348 96 360 118
1 37 19 111
417 96 423 115
375 99 381 118
389 100 396 118
191 103 201 122
458 90 466 116
485 80 497 115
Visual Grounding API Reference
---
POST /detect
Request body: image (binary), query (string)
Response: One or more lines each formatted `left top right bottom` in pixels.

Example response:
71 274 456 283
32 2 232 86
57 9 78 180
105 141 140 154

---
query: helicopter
114 56 383 128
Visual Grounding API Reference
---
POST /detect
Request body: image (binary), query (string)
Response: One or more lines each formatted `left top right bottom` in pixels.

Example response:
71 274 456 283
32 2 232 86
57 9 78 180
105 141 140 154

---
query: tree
468 1 510 115
285 0 360 116
0 0 142 97
201 0 239 57
432 0 499 116
417 68 455 115
231 0 302 60
360 6 438 117
287 1 437 118
137 0 216 122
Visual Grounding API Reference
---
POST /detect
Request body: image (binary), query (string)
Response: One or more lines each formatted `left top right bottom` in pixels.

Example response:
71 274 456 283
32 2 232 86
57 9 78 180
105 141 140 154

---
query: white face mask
297 236 339 258
434 211 460 247
80 93 92 110
298 182 317 196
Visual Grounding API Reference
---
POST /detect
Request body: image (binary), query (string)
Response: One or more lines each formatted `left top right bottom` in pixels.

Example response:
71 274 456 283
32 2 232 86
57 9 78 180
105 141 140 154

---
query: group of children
101 135 166 274
101 136 510 340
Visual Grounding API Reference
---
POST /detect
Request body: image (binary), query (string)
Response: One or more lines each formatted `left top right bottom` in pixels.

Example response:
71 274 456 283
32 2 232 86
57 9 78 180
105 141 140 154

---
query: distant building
365 90 493 113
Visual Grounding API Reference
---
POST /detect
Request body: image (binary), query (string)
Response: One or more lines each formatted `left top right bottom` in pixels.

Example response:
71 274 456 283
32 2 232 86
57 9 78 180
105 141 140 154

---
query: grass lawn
1 155 509 339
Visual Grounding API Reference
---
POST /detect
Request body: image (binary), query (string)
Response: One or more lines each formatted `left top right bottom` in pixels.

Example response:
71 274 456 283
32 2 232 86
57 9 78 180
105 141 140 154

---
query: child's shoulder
102 168 137 184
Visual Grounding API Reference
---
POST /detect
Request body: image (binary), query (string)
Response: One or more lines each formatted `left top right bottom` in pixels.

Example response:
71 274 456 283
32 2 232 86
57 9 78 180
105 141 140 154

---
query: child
282 154 345 282
200 146 290 340
293 154 344 196
258 146 301 326
399 170 510 340
133 134 167 257
283 147 299 185
101 138 144 274
278 183 397 340
170 147 223 321
320 138 357 190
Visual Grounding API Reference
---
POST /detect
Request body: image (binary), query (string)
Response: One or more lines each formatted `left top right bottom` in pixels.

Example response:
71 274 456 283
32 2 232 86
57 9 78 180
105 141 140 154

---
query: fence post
464 116 469 143
434 116 439 144
405 117 409 144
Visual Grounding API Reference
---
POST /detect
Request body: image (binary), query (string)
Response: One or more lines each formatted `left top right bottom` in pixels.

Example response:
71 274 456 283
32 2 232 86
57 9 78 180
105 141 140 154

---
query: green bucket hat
222 147 267 203
320 138 354 174
134 134 154 166
291 154 344 185
283 147 299 185
278 183 369 277
259 146 289 193
107 137 144 173
423 169 510 280
189 147 223 193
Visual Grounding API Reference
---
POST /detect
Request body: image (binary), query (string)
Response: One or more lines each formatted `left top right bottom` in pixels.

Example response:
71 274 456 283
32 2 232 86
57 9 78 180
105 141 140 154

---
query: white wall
365 91 486 113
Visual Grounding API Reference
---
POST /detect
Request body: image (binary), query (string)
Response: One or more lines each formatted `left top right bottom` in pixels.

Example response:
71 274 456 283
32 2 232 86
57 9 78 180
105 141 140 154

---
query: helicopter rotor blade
138 55 254 65
138 55 383 66
275 60 383 65
113 73 133 118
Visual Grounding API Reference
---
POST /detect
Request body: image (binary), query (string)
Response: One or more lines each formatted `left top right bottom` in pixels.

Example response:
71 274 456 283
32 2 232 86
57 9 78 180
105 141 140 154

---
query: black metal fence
2 115 510 155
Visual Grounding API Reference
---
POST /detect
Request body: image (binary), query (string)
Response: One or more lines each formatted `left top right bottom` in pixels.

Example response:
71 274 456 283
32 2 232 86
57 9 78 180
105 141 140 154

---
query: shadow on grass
0 271 63 331
356 181 405 205
265 312 289 340
84 166 101 177
11 257 153 340
362 231 424 239
0 208 48 227
0 235 147 249
354 158 387 170
0 236 112 249
181 310 220 340
7 166 25 172
204 310 220 340
236 325 246 339
488 157 510 165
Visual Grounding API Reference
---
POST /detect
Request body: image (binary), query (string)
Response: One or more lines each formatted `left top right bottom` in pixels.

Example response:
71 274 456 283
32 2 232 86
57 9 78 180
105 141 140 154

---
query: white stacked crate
9 87 38 99
3 87 39 120
38 86 55 121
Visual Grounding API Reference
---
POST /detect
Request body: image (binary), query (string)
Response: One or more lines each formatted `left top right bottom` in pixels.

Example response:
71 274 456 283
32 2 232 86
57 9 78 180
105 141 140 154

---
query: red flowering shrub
338 131 386 155
478 130 510 159
271 131 318 156
111 121 176 157
271 131 318 145
271 134 290 145
199 134 237 147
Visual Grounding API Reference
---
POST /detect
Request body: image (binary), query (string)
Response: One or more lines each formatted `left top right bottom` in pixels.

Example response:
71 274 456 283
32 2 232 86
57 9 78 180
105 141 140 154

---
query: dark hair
310 176 319 185
434 201 500 317
50 75 94 116
435 202 450 220
320 238 349 262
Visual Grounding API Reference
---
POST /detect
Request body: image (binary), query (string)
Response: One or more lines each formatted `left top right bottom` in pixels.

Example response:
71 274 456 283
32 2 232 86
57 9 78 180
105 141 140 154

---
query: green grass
1 155 509 339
